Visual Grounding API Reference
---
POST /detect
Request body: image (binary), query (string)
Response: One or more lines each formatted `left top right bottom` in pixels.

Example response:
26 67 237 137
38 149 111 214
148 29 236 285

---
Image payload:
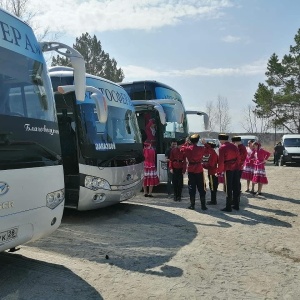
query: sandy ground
1 162 300 300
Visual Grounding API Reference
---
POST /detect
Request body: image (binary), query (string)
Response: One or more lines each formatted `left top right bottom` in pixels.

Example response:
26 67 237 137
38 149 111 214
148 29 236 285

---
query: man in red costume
217 133 240 212
181 134 214 210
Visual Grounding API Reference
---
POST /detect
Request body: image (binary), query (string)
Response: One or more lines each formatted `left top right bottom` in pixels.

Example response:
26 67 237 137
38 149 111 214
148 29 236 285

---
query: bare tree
240 105 272 133
0 0 56 42
215 95 231 132
0 0 33 21
205 100 217 132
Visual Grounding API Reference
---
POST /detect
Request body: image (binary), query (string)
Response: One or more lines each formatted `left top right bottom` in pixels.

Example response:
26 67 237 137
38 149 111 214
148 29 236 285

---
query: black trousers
224 169 240 207
167 167 173 195
172 168 183 199
188 172 206 198
238 170 243 192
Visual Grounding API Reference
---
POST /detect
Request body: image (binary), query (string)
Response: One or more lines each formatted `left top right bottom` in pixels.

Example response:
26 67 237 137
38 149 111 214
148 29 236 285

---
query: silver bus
0 8 85 252
49 67 144 210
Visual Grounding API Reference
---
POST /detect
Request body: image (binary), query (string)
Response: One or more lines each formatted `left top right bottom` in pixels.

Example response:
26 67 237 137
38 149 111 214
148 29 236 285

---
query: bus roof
0 8 29 27
120 80 181 95
49 66 124 89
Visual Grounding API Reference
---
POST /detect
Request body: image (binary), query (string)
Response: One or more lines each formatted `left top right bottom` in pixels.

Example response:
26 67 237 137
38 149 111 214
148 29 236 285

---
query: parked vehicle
49 67 144 210
279 134 300 166
239 135 259 146
119 80 208 183
0 8 85 252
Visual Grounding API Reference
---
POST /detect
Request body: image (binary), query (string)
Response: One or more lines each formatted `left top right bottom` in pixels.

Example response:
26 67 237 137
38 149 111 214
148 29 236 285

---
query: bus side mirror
154 105 166 125
86 86 108 123
70 56 86 101
57 85 108 123
40 42 86 101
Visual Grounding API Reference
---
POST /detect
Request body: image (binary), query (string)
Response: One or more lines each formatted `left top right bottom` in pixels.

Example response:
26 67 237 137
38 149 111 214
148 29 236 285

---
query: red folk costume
169 147 186 173
202 149 218 175
181 142 214 173
217 142 240 174
241 146 255 180
143 144 159 186
252 144 270 184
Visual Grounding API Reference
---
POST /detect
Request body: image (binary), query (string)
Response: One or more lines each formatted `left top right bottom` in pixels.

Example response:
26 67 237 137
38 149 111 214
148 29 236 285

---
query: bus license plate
0 227 18 245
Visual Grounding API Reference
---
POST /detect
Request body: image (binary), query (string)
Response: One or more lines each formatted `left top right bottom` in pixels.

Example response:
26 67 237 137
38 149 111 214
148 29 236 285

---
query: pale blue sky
30 0 300 132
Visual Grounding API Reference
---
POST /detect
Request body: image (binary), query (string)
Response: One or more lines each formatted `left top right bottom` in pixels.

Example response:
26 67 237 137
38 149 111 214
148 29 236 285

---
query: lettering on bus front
0 201 14 210
24 124 59 135
95 142 116 150
86 90 131 106
0 14 42 61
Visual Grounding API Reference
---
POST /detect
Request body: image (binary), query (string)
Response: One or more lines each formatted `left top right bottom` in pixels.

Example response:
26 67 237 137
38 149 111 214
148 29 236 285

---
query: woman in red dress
143 142 159 197
252 142 271 195
241 139 255 193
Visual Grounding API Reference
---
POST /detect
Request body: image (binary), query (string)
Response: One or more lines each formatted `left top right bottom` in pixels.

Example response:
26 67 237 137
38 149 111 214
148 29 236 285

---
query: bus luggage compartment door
157 154 168 183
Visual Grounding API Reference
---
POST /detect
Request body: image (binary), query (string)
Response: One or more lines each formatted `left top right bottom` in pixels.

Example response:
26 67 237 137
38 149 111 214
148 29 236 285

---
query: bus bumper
77 180 143 211
0 203 64 252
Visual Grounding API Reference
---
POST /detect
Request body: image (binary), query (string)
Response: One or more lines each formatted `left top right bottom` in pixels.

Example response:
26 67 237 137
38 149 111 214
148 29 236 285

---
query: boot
221 197 232 212
187 196 195 210
200 196 208 211
207 191 217 205
232 196 239 210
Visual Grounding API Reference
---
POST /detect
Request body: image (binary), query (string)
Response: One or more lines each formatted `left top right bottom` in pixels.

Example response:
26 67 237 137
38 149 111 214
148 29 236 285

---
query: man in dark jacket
274 142 284 166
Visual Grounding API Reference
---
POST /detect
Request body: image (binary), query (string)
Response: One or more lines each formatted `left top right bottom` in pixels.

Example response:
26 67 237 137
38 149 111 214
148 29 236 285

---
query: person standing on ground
143 142 159 197
274 141 284 166
252 142 271 195
202 141 219 205
241 140 255 193
217 133 240 212
165 139 177 197
232 136 247 202
181 134 214 210
169 141 186 201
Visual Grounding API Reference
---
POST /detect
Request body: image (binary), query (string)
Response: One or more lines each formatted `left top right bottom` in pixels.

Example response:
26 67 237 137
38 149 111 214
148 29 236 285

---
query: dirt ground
1 162 300 300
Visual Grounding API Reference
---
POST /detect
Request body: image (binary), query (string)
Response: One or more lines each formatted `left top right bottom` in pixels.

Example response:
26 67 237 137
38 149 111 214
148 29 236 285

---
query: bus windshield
0 47 60 169
154 86 187 138
78 102 141 151
0 46 56 121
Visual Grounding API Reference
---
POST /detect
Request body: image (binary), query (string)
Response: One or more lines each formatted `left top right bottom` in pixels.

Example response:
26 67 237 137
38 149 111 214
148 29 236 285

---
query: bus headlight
46 189 65 209
283 149 289 156
85 176 111 190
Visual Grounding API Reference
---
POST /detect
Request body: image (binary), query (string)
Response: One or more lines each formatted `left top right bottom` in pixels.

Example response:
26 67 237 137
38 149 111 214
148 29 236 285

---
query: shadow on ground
142 184 294 228
0 252 102 300
27 203 198 278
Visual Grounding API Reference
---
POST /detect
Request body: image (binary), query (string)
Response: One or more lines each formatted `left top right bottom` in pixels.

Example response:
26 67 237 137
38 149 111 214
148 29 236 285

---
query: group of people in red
143 132 270 212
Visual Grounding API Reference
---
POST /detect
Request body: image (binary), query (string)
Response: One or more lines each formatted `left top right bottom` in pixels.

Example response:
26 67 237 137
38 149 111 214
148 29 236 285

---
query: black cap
207 141 216 148
190 133 200 144
218 133 229 141
231 136 241 142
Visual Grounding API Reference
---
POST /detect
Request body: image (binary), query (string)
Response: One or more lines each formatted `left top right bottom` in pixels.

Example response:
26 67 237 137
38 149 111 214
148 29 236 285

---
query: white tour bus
0 8 86 252
119 80 208 182
48 67 144 210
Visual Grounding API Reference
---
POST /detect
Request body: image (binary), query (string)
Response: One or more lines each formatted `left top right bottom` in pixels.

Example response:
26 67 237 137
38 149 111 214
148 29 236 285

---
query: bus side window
0 81 10 115
8 86 25 117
